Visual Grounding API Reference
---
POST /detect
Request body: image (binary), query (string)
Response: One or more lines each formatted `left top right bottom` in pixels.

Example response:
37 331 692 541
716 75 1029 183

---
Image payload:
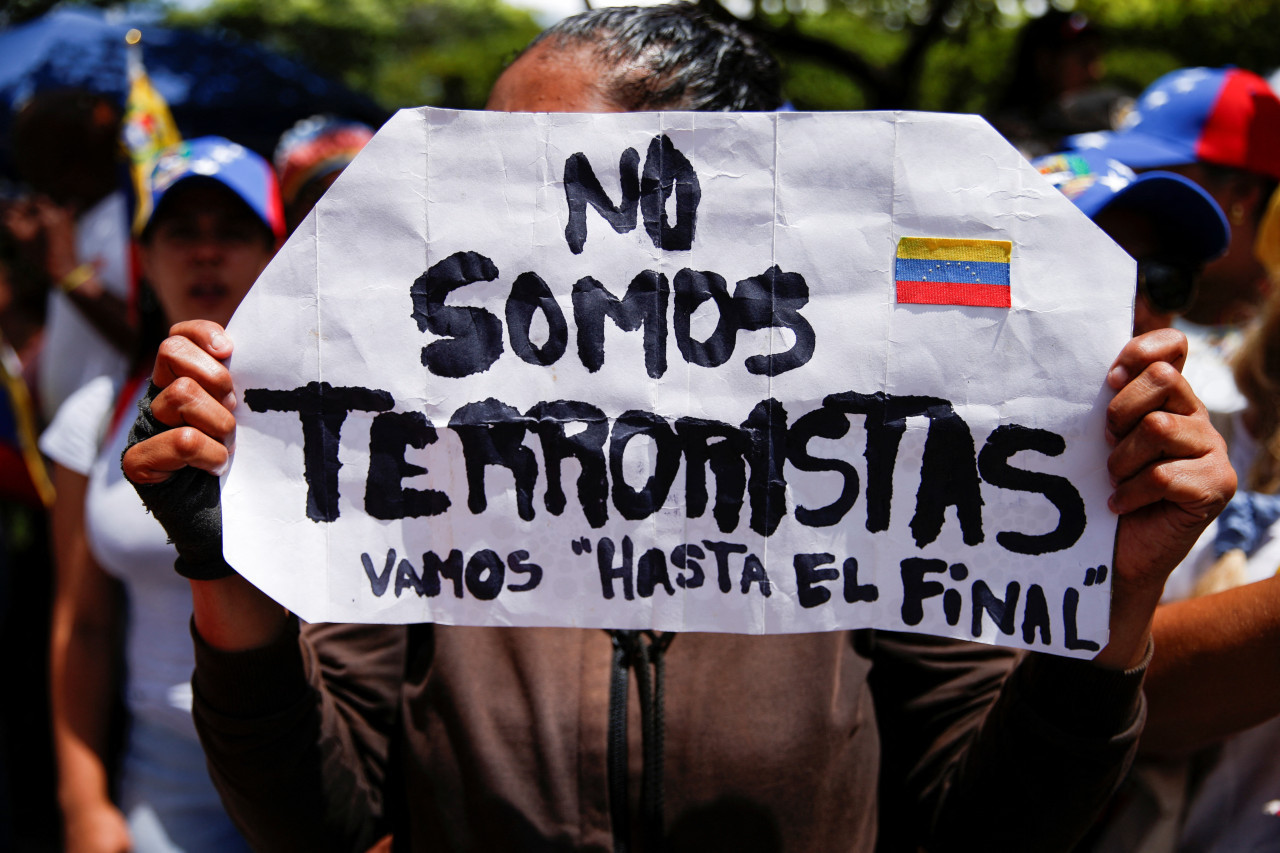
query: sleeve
39 374 116 475
868 632 1148 853
190 618 409 853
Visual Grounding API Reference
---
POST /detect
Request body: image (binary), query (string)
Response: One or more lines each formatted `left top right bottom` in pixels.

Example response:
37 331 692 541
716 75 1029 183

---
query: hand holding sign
123 319 294 651
1099 329 1234 669
124 320 237 484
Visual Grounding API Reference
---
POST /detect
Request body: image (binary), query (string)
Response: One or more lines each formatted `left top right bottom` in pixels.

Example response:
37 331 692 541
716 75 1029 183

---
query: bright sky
495 0 679 26
168 0 678 28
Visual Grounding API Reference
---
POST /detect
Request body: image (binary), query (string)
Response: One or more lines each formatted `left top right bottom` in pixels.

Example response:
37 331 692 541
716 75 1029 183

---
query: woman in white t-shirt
44 137 282 853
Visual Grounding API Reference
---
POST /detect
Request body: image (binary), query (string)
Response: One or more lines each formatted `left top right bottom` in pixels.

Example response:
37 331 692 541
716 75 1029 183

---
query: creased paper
222 108 1132 657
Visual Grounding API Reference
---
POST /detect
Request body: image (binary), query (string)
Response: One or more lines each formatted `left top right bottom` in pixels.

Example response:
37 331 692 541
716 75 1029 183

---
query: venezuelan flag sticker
895 237 1012 308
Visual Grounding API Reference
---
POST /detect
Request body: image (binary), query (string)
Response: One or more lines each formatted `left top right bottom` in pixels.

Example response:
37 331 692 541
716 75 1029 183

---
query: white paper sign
223 108 1133 657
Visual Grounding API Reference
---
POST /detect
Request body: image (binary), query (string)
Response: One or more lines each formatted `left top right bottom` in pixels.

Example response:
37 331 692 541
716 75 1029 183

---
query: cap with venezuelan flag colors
1031 149 1228 265
274 115 375 208
143 136 285 240
1067 67 1280 181
895 237 1011 308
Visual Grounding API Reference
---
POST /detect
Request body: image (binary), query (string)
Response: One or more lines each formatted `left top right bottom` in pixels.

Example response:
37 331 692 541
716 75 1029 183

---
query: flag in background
121 29 181 234
895 237 1012 308
0 339 54 508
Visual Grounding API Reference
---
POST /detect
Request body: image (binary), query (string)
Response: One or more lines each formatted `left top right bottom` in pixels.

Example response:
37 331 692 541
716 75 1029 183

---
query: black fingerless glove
124 381 236 581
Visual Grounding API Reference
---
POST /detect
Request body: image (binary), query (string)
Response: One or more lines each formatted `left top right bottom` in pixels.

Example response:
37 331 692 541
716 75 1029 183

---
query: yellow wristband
58 263 95 293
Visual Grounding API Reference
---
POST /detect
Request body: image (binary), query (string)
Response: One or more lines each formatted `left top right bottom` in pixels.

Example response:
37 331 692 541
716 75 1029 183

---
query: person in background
1073 311 1280 853
1032 148 1279 853
42 137 281 853
0 219 57 852
274 115 375 236
1087 187 1280 853
1031 149 1229 336
9 89 137 422
991 10 1130 159
1068 66 1280 433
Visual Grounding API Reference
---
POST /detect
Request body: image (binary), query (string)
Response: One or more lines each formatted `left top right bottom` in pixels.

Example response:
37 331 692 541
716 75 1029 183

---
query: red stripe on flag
896 280 1011 308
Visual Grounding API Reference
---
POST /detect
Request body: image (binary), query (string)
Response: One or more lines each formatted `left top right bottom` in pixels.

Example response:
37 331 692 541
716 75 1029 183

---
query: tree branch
697 0 896 106
895 0 961 101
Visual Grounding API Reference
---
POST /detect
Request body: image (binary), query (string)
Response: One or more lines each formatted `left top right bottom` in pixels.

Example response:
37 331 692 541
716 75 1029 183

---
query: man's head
1068 67 1280 323
487 3 782 114
1034 150 1229 336
12 89 121 210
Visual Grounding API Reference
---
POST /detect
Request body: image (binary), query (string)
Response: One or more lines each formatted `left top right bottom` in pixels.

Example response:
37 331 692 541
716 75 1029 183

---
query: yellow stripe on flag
896 237 1011 264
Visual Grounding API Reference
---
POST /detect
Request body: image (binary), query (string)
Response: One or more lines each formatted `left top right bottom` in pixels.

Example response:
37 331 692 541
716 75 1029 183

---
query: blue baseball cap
143 136 285 239
1032 149 1229 264
1066 67 1280 180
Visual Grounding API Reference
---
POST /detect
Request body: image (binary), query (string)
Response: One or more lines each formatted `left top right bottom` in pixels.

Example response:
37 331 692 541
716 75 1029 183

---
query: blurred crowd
0 86 372 852
0 4 1277 852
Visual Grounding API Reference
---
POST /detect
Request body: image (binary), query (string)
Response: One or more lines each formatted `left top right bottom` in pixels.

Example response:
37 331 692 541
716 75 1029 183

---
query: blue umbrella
0 7 388 178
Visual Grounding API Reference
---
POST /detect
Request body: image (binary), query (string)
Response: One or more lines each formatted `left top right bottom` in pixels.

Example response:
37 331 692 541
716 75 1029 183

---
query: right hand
63 801 132 853
122 320 238 485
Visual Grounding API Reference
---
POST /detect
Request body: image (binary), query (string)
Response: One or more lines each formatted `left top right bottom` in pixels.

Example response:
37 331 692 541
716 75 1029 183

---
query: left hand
1100 328 1235 668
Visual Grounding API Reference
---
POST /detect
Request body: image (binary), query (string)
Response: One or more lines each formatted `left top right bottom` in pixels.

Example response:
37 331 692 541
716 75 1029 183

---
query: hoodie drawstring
607 629 675 853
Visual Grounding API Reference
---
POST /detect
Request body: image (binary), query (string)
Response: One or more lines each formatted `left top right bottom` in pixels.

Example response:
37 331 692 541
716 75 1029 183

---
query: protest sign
222 108 1133 657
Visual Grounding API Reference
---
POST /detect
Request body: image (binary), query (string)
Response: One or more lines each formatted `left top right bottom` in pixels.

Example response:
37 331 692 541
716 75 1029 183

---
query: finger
152 333 234 405
1106 359 1201 442
1107 328 1188 391
1107 409 1217 485
1109 454 1235 518
122 429 230 484
169 319 234 359
150 375 237 438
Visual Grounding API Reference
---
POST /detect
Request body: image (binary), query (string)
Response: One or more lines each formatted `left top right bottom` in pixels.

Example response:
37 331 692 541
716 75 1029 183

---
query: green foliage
915 23 1018 113
1075 0 1280 79
167 0 544 110
10 0 1276 121
718 0 1280 123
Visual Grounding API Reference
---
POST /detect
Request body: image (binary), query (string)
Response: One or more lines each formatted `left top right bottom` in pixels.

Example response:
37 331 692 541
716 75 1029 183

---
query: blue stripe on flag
894 258 1010 287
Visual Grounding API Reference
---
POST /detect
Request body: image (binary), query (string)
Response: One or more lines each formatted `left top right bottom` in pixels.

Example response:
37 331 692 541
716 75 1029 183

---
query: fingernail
1107 365 1129 388
210 332 229 351
221 391 237 411
211 460 229 477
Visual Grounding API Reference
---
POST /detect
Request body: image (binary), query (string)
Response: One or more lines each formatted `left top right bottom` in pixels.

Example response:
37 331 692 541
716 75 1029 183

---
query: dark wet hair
12 89 122 207
530 3 782 112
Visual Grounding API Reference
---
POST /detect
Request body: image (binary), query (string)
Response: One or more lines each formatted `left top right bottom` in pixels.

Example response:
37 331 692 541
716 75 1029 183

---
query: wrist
57 783 116 816
58 263 95 294
1095 635 1153 671
1096 611 1156 670
1099 568 1163 670
191 573 291 652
